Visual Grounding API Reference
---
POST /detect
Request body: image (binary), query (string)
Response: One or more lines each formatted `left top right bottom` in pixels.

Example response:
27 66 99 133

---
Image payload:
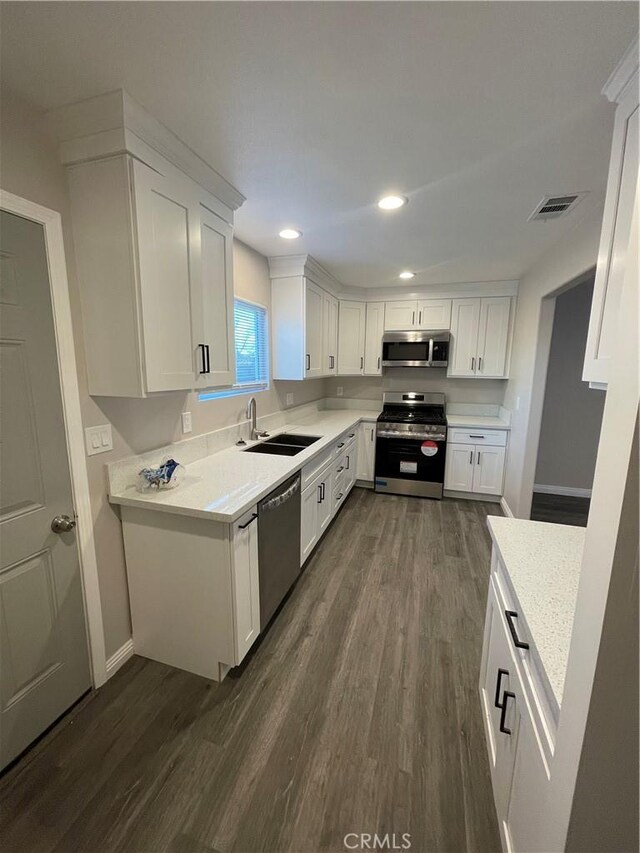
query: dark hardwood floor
0 489 503 853
530 491 590 526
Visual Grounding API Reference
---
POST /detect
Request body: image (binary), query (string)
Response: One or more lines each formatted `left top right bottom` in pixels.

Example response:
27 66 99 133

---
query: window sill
199 383 269 402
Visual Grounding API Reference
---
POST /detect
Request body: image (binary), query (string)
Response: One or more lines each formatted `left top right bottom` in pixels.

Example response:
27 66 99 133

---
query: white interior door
449 298 481 377
364 302 385 375
477 297 512 378
305 280 323 377
337 301 365 374
0 210 91 770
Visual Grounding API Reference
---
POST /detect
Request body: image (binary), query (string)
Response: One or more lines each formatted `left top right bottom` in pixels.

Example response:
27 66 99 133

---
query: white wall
325 373 507 405
502 205 604 518
534 277 605 492
0 88 326 658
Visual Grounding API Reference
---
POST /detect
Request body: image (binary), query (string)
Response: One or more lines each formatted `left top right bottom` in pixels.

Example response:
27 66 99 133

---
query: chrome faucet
247 396 267 441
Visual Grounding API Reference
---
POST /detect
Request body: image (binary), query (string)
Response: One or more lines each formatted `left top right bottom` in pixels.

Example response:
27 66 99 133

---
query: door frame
1 189 107 687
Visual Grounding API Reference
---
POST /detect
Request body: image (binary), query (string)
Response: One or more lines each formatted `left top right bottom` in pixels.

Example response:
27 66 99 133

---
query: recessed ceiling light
378 195 408 210
279 228 302 239
399 271 415 280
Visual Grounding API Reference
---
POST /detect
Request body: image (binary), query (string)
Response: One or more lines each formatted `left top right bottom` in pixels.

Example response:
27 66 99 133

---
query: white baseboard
105 638 134 679
533 484 592 498
500 497 514 518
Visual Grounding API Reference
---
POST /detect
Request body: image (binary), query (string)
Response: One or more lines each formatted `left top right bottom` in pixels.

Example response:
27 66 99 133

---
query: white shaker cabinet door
357 423 376 481
132 159 198 392
364 302 385 374
338 301 365 374
477 297 512 378
300 481 320 565
196 204 235 388
384 301 418 330
448 299 481 377
473 446 506 495
231 508 260 664
305 280 324 378
444 443 475 491
417 299 452 330
318 469 334 533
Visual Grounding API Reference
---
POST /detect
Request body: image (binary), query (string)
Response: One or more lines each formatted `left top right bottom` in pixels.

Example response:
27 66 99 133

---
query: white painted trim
533 484 592 498
0 188 108 688
105 638 134 678
602 36 639 103
499 497 514 518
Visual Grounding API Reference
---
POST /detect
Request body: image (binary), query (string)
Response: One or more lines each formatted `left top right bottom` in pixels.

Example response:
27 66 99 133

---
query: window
200 299 269 401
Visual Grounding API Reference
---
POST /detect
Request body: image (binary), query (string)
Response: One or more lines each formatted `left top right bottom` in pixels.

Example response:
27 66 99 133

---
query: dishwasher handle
261 476 300 511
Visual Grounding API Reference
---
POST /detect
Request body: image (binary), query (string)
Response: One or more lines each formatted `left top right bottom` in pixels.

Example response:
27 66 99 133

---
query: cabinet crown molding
268 253 342 294
48 89 245 212
602 37 639 103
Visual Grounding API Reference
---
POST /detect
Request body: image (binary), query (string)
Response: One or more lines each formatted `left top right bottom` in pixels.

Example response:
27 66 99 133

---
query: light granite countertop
446 414 510 430
109 409 379 523
487 515 585 707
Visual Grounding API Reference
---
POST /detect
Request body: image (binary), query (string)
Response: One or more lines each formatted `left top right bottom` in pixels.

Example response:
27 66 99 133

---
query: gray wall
325 373 507 405
534 278 605 491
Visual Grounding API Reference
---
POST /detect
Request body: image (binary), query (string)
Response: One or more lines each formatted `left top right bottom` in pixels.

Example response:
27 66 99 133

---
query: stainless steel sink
264 433 321 447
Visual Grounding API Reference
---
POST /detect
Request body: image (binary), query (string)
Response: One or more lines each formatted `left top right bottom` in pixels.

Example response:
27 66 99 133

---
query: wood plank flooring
0 490 503 853
530 492 590 526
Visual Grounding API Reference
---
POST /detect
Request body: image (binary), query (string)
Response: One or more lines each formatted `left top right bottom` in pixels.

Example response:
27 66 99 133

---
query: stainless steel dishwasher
258 472 301 629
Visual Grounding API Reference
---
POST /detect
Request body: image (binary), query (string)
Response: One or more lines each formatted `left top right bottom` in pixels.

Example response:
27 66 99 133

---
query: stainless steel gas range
374 392 447 499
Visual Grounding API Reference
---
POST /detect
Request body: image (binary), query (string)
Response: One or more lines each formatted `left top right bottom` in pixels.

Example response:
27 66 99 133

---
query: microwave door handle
428 338 434 365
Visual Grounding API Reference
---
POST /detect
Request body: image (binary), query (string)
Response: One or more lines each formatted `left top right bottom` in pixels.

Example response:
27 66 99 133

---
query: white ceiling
1 2 637 288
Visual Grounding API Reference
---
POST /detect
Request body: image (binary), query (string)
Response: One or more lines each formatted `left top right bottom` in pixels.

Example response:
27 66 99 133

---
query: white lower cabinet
357 422 376 481
121 504 260 682
445 441 506 496
480 569 552 853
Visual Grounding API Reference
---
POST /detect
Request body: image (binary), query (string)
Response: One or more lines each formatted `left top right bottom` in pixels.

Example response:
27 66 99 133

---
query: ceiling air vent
528 192 588 221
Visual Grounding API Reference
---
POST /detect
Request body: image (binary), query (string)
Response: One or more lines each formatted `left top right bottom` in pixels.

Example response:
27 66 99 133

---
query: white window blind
200 299 269 401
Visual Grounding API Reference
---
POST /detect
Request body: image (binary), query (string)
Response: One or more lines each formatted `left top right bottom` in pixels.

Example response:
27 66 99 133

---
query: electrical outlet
85 424 113 456
286 393 294 406
181 411 192 434
336 386 343 397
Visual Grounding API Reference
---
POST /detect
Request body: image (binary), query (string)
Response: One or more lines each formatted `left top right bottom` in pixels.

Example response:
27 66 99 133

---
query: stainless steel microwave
381 331 450 368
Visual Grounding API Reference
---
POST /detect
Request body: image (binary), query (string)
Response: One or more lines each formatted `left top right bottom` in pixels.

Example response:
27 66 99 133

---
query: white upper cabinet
417 299 452 330
448 296 513 379
364 302 385 375
338 301 366 375
322 291 339 375
55 90 243 397
583 46 639 388
384 300 418 330
306 281 324 378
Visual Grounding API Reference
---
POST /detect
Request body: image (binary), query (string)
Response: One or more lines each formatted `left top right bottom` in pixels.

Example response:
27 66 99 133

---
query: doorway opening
530 274 605 526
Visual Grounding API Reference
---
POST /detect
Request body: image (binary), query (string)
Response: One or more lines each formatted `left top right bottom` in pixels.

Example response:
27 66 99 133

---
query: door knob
51 514 76 534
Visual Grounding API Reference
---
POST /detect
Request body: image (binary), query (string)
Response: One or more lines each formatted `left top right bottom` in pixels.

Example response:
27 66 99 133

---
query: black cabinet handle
360 356 363 369
477 451 481 465
337 442 345 448
238 513 257 530
505 610 530 649
317 484 322 504
469 451 473 464
306 354 311 371
320 482 325 501
499 691 515 735
469 435 486 439
419 311 422 325
348 433 355 438
198 343 210 375
377 356 380 370
346 455 350 470
337 465 344 473
494 668 509 708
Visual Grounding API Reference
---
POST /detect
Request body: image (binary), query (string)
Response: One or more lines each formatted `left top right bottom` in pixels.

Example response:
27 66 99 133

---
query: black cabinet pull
377 356 380 370
346 455 350 470
198 343 210 375
469 451 473 464
238 513 257 530
320 482 325 501
337 442 345 448
360 356 363 369
499 691 515 735
494 668 509 708
337 465 344 473
505 610 530 649
469 435 486 439
317 484 322 504
306 354 311 371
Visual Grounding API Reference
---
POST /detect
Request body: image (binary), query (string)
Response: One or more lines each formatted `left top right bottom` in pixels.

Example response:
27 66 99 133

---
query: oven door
374 435 446 499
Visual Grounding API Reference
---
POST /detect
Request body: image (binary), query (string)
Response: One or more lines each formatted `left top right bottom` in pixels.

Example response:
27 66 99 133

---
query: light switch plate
181 411 193 434
286 393 294 406
85 424 113 456
336 386 343 397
